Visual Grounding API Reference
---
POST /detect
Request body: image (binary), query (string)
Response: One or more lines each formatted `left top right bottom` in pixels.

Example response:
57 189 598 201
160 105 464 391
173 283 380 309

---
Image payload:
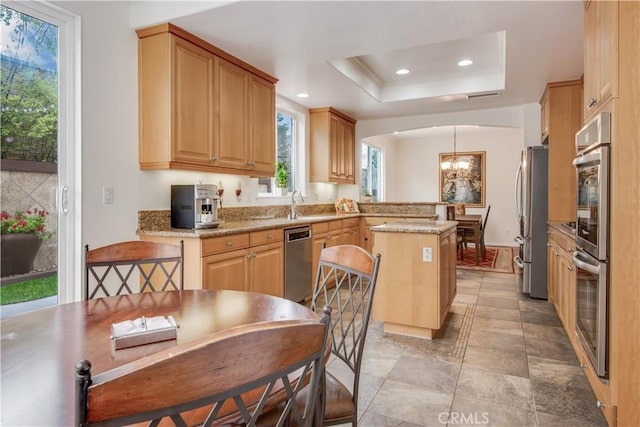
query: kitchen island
371 220 457 339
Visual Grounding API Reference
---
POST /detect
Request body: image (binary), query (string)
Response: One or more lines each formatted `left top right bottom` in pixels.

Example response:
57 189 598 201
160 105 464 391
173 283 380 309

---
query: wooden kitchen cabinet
136 23 277 176
372 225 457 339
546 227 576 342
540 89 550 141
361 217 405 254
541 80 583 222
340 217 360 246
311 220 342 290
309 107 357 184
583 0 618 121
143 227 282 296
203 248 249 292
203 231 283 297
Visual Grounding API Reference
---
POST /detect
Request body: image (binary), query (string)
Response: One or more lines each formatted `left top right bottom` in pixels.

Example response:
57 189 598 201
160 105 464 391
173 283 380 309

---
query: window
361 144 381 201
258 108 300 196
276 111 295 192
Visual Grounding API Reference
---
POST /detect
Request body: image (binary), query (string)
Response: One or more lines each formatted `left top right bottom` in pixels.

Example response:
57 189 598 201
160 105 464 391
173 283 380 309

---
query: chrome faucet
290 190 304 219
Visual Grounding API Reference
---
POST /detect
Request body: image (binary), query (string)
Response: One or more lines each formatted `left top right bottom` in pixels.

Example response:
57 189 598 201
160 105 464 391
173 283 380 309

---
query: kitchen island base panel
382 320 448 340
371 221 457 339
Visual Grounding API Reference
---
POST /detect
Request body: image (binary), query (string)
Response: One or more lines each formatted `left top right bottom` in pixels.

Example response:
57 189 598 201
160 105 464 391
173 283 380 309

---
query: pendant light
440 126 470 172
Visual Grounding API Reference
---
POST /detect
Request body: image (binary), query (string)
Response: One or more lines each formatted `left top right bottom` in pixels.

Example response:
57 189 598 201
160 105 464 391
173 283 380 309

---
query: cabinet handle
546 243 551 247
246 254 252 259
226 241 233 247
554 252 559 257
267 234 272 240
567 266 574 271
211 156 217 162
580 362 587 369
587 98 597 108
597 401 605 409
247 161 256 166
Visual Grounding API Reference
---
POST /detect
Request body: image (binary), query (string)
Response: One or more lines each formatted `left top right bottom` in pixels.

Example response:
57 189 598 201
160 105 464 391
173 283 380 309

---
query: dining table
456 214 483 265
0 289 319 426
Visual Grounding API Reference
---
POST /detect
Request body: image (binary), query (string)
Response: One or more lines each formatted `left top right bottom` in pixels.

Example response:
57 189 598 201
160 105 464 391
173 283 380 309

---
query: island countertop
370 220 457 235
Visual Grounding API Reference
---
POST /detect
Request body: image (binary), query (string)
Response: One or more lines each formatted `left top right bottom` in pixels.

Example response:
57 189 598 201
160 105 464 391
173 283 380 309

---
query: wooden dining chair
458 205 491 261
305 244 381 426
76 309 331 427
84 240 184 300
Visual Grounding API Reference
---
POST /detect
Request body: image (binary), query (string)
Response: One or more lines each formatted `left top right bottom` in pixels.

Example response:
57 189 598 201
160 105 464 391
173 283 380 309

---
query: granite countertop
547 221 577 239
137 213 361 239
370 220 457 235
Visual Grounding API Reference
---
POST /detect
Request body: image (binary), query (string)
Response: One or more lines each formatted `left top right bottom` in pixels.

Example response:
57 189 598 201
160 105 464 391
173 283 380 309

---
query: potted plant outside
275 161 289 196
0 209 52 277
364 192 374 202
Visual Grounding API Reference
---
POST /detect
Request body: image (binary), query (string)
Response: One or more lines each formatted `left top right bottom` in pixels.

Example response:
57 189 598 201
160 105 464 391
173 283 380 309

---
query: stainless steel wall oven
572 112 611 379
572 249 608 378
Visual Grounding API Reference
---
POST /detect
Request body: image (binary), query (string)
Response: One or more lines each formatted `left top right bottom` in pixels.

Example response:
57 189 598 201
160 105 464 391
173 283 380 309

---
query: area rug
456 246 514 274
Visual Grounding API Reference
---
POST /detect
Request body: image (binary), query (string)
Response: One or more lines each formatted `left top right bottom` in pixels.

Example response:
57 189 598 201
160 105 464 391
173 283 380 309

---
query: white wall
369 126 522 246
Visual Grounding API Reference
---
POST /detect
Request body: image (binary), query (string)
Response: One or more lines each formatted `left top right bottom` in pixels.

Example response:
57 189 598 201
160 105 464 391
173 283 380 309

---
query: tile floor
327 269 608 427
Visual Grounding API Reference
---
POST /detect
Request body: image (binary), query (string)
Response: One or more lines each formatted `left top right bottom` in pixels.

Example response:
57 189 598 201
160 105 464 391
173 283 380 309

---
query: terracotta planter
1 233 43 277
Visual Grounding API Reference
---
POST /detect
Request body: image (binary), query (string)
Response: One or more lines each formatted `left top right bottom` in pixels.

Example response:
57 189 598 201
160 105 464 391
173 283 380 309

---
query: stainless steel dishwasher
284 225 313 302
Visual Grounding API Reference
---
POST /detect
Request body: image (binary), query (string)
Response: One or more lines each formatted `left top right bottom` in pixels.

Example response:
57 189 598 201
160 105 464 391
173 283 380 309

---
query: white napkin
112 315 177 337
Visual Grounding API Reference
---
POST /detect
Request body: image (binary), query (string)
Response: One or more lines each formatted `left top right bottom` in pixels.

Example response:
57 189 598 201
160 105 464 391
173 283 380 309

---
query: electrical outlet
102 187 114 204
422 247 432 262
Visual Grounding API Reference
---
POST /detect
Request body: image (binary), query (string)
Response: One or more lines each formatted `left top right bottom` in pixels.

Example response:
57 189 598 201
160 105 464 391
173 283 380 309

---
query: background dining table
456 214 483 265
0 289 318 426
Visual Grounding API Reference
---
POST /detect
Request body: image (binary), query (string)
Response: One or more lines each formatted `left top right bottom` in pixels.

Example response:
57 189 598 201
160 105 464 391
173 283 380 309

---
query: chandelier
440 126 470 171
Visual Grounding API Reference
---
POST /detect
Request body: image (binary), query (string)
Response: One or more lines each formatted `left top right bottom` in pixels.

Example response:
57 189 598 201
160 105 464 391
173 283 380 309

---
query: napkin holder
111 315 178 350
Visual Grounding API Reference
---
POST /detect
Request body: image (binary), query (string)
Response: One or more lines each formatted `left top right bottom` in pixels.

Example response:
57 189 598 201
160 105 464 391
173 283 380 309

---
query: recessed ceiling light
395 69 410 75
296 93 309 98
393 131 399 134
457 59 473 67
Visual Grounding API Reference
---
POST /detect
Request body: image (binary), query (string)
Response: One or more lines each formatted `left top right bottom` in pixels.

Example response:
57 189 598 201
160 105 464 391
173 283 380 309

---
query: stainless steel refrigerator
514 146 548 299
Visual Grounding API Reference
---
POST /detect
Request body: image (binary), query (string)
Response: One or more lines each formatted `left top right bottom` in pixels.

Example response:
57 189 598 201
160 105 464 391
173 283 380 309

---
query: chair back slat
85 240 184 299
310 244 381 419
77 311 331 427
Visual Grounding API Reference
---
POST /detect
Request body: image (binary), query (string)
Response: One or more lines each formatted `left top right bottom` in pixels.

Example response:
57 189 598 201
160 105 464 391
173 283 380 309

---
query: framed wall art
439 151 486 208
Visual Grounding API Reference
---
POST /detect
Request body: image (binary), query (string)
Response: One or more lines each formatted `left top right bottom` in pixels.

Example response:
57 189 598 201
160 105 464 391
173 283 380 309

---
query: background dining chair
306 244 381 426
458 205 491 260
76 310 331 427
84 240 184 300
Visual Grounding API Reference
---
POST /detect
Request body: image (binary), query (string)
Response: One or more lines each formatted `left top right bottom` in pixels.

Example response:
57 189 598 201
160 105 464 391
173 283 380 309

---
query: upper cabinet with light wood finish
136 23 277 176
583 0 618 121
540 79 583 222
309 107 357 184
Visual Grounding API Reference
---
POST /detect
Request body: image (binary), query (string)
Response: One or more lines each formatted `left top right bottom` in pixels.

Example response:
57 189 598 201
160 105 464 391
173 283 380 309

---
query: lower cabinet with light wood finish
142 228 283 297
372 223 457 339
203 230 284 297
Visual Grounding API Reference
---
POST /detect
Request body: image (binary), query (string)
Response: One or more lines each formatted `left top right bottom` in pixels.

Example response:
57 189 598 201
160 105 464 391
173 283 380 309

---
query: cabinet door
547 241 556 305
341 226 360 246
311 231 328 290
249 242 284 297
597 0 618 103
216 58 250 169
329 115 342 181
172 37 215 164
540 90 550 140
343 120 355 183
583 0 618 119
202 248 249 291
583 0 598 118
249 76 276 175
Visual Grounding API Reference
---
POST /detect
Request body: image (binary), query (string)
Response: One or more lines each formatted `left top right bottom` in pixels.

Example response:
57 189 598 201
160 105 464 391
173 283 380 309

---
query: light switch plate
422 247 432 262
103 186 114 204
